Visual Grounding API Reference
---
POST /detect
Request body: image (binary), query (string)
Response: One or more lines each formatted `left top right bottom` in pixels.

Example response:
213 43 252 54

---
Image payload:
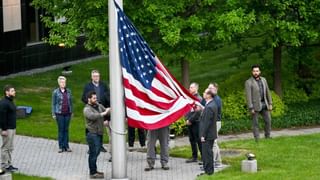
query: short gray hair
91 70 100 75
190 82 199 90
57 76 66 83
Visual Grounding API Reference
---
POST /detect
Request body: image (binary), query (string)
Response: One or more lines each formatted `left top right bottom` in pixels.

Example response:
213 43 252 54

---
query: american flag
115 2 198 130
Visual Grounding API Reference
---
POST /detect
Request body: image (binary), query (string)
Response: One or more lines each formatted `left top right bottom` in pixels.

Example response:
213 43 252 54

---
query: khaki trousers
213 121 222 165
1 129 15 168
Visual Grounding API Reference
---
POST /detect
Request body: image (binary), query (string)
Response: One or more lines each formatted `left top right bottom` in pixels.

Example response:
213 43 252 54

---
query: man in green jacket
245 64 273 142
84 91 110 179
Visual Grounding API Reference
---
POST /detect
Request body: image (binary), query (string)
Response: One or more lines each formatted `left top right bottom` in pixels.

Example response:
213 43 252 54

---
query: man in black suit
82 70 111 156
185 82 203 163
199 88 218 176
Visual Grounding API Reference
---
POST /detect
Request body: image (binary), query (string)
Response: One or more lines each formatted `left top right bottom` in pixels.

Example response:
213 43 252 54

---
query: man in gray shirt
245 64 273 142
84 91 110 179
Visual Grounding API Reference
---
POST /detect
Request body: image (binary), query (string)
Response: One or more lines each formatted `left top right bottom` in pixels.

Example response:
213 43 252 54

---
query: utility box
241 159 257 173
0 173 12 180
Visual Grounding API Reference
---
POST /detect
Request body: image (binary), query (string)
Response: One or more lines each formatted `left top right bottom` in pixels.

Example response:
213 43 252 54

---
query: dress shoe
5 165 18 172
100 147 107 153
144 166 154 171
161 164 170 170
185 158 197 163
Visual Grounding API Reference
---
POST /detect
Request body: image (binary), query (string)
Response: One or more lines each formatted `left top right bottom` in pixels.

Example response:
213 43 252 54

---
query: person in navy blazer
199 88 218 176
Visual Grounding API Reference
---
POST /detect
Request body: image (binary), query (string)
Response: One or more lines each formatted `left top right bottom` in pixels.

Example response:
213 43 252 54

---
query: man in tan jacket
245 65 272 142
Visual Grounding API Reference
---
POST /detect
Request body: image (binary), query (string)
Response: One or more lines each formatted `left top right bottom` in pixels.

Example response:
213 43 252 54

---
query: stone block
0 173 12 180
241 159 257 173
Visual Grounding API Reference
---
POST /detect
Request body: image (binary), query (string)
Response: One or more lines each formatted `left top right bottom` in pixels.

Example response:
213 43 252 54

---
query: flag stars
145 55 149 59
136 48 139 52
123 25 127 29
139 57 142 60
141 65 144 68
149 70 153 74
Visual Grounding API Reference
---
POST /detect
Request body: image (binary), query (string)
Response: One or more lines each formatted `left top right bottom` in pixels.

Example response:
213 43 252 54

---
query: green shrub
170 118 187 136
270 91 286 118
222 90 285 120
220 99 320 134
223 91 248 120
283 86 309 104
310 83 320 100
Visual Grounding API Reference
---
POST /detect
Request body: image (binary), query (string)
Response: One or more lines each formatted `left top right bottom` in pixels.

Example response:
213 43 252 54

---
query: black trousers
202 139 214 175
128 126 146 147
187 122 202 159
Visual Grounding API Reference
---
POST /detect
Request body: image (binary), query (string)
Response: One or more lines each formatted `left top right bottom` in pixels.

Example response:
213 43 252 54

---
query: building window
26 0 48 44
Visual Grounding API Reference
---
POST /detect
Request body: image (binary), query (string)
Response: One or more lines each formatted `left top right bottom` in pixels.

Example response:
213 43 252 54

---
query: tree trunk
273 45 282 97
181 58 190 88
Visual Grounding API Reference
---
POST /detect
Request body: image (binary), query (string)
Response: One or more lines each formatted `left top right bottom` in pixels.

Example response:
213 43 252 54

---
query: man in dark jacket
0 85 18 172
185 82 203 163
82 70 111 154
199 88 218 176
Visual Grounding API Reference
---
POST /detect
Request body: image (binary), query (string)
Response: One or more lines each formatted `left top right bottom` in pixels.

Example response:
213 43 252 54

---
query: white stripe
155 56 194 101
122 68 174 103
126 97 193 124
124 87 173 113
152 78 177 98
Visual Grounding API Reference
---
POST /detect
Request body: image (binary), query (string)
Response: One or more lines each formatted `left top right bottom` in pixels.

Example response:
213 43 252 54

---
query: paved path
8 126 320 180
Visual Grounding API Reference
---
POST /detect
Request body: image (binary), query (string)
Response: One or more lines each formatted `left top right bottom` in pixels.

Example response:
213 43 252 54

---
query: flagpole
108 0 128 179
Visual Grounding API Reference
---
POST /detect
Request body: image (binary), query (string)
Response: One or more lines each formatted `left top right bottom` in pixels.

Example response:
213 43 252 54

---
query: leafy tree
221 0 320 97
32 0 255 87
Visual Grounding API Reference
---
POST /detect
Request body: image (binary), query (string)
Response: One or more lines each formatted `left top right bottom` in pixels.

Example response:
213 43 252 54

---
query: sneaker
5 165 18 172
108 157 112 162
66 148 72 152
144 165 154 171
215 163 223 168
90 172 104 179
161 164 170 170
185 158 197 163
96 171 104 175
58 149 63 153
198 162 203 165
100 147 107 153
128 146 134 152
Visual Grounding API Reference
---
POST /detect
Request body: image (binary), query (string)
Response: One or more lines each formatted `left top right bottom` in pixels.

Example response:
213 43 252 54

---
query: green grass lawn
170 133 320 180
13 173 53 180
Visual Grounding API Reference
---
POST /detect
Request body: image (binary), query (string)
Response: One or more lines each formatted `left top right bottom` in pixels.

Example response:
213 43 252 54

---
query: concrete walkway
8 126 320 180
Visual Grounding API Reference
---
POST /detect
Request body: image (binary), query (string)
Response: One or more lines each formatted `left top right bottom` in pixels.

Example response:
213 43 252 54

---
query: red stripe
127 104 192 130
155 57 198 102
150 86 173 100
126 98 168 116
123 78 176 110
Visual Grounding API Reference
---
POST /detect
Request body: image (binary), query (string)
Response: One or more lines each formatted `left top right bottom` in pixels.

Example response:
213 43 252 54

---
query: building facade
0 0 97 76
